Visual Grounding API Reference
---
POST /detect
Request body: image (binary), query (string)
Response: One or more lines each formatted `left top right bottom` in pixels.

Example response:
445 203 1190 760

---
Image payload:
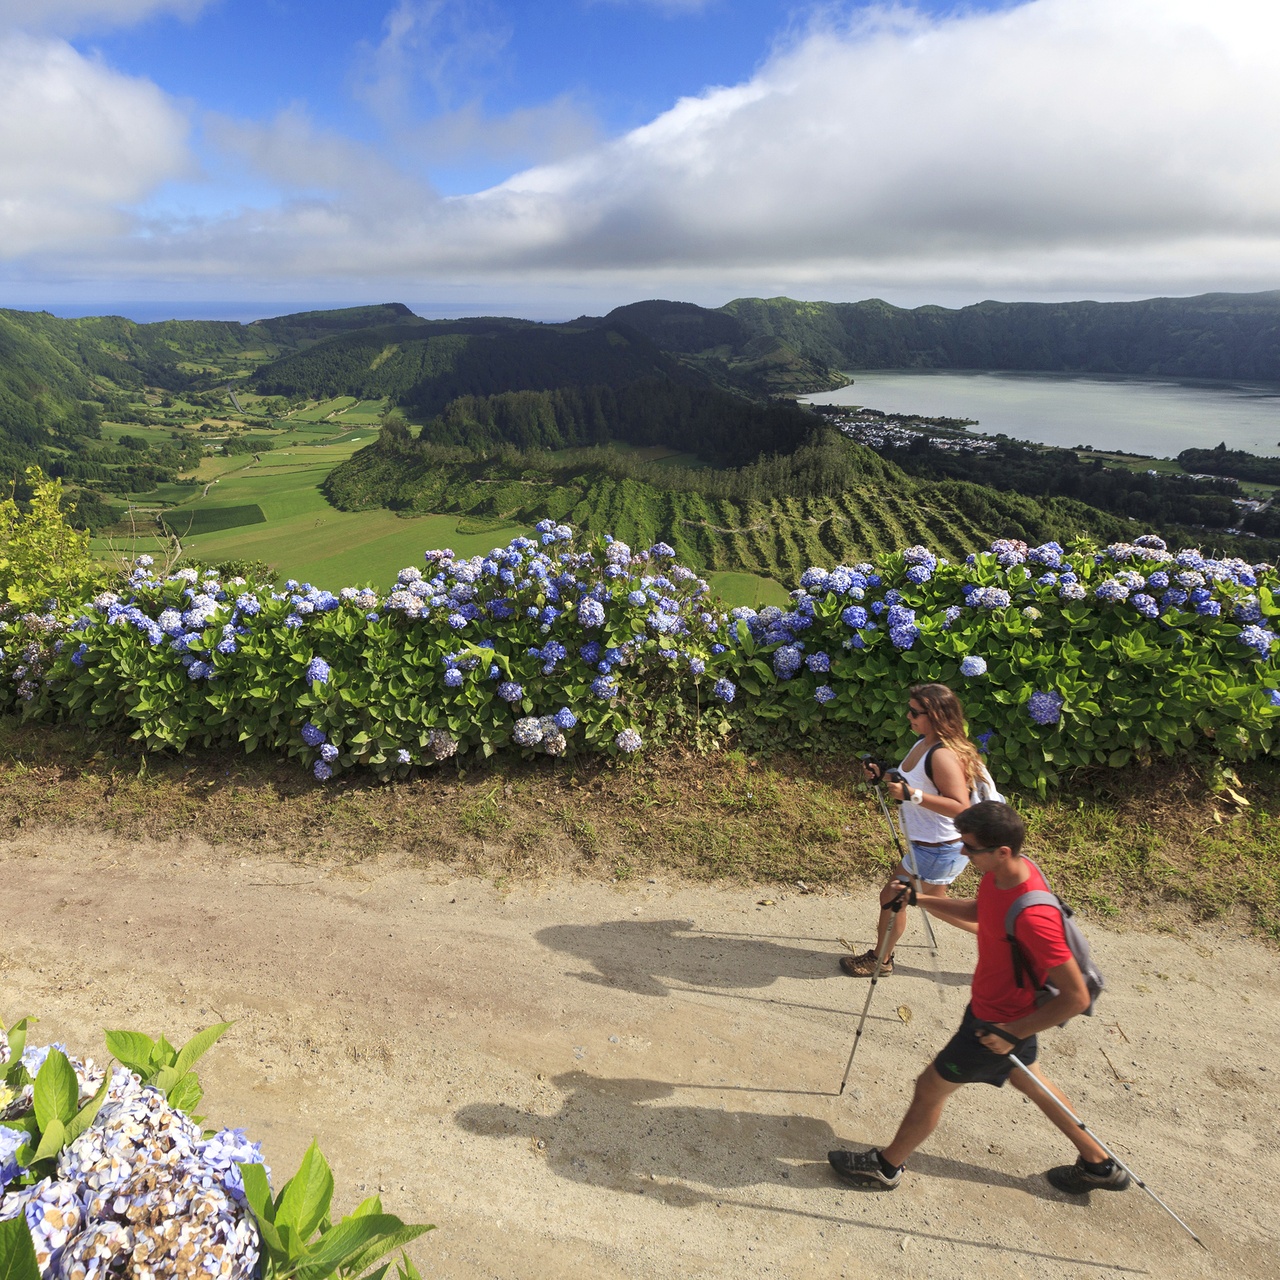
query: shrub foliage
0 470 1276 795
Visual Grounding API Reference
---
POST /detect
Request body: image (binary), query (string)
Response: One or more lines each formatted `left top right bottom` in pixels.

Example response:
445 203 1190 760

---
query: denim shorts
903 839 968 886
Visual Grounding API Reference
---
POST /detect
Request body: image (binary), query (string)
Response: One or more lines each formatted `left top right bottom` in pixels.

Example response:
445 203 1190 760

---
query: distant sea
801 371 1280 459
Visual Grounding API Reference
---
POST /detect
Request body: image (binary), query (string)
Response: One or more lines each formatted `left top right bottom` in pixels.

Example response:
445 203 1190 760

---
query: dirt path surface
3 833 1278 1279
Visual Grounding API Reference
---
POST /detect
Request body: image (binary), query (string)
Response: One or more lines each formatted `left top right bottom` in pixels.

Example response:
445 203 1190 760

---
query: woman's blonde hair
910 682 985 790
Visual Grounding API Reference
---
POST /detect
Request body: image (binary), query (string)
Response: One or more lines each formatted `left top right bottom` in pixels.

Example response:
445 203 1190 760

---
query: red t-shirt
971 860 1073 1022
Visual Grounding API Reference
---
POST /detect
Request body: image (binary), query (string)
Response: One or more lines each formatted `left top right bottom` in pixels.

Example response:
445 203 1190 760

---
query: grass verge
0 718 1276 940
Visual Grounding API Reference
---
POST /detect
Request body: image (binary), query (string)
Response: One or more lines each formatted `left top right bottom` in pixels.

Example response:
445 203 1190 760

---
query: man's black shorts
932 1005 1039 1087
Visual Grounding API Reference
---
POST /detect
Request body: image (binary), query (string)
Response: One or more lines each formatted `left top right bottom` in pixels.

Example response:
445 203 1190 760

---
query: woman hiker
840 682 991 976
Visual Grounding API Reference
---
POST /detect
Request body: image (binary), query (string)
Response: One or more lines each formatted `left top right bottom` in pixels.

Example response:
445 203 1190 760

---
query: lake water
801 371 1280 458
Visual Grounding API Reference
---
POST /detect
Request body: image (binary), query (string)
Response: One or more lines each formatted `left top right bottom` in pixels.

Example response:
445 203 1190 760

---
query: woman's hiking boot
840 949 893 977
1046 1156 1131 1194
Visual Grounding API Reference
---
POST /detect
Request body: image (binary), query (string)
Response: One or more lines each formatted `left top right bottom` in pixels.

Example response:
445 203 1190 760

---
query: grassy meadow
94 398 787 602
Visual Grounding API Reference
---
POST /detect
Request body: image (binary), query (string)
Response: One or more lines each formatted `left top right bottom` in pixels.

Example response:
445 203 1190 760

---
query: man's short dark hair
956 801 1026 855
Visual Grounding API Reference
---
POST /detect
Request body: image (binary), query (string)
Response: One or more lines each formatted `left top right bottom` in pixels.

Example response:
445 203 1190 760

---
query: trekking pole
866 766 941 966
838 884 910 1095
986 1033 1206 1249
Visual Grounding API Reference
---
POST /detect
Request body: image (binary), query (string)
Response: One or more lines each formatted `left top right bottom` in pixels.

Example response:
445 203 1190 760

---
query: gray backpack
1004 863 1104 1020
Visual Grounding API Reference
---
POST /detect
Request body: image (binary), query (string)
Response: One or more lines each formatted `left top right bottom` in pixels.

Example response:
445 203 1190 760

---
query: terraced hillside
325 431 1135 579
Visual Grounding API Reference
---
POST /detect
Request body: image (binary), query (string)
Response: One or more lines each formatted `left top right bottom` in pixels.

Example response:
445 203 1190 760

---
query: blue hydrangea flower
688 657 706 676
976 730 994 754
444 667 464 688
591 675 618 700
313 760 333 781
1161 587 1189 608
1028 541 1064 568
990 539 1029 566
1027 690 1064 726
0 1124 26 1187
1195 599 1222 617
320 743 339 763
1234 598 1263 623
300 723 325 747
1130 593 1159 618
806 651 831 674
1268 688 1280 708
1146 570 1170 590
305 657 330 684
396 749 411 765
615 728 643 752
555 707 577 730
497 681 523 703
814 684 836 704
905 564 932 585
970 587 1012 609
1094 579 1130 603
943 605 963 628
1059 582 1087 602
1239 625 1277 658
772 645 803 680
578 598 606 628
712 677 735 702
959 655 987 677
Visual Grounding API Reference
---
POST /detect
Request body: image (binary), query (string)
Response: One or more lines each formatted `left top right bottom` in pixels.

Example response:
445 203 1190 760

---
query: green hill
721 290 1280 381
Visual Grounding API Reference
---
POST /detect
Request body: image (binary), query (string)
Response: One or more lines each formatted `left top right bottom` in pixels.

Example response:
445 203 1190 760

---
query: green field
705 571 792 609
101 431 529 590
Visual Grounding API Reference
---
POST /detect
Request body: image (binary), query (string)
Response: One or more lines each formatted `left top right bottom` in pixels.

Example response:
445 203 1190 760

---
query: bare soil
3 832 1278 1279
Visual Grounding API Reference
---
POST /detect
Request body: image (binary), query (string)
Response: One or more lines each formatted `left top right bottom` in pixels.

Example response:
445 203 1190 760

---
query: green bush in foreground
0 1017 430 1279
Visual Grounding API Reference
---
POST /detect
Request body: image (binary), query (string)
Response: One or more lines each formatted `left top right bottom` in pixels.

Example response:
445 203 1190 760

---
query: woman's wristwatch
908 788 925 806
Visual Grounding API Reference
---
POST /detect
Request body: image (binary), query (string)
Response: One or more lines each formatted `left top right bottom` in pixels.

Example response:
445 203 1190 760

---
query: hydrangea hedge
0 1018 429 1280
0 512 1277 795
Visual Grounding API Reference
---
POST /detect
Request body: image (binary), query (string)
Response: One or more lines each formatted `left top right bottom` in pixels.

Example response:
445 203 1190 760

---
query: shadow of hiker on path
536 917 971 998
454 1069 1064 1207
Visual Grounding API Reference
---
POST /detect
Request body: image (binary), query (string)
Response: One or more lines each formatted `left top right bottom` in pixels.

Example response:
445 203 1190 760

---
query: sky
2 0 1279 321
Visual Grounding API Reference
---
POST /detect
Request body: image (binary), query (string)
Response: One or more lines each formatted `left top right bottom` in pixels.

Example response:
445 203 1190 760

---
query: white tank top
898 741 961 844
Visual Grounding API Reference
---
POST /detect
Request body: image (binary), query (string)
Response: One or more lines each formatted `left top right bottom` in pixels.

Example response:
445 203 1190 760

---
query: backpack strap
922 742 941 783
1004 890 1062 991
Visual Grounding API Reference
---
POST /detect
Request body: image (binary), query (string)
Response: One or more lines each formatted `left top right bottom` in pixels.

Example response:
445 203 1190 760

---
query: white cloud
351 0 510 120
10 0 1280 303
0 36 190 256
0 1 209 36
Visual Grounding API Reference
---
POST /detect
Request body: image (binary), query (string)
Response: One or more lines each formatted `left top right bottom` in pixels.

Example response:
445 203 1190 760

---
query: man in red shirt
828 800 1131 1196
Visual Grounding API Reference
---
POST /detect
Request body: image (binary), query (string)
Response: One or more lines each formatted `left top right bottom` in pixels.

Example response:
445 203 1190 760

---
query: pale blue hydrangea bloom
300 723 325 747
814 685 836 704
305 657 330 684
320 744 338 763
959 656 987 677
712 678 735 702
313 760 332 781
615 728 643 752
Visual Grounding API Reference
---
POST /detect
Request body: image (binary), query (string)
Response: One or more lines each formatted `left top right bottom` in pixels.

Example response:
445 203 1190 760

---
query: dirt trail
3 833 1277 1279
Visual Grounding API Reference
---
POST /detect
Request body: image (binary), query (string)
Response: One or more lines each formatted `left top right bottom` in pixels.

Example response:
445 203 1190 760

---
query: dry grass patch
0 717 1276 939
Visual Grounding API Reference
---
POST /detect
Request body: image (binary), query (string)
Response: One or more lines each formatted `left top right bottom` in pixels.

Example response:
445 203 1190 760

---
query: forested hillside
254 319 702 416
722 291 1280 380
418 380 817 466
600 292 1280 390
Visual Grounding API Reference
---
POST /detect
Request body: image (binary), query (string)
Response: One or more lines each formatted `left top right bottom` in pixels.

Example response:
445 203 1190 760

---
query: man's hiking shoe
1046 1157 1131 1195
840 950 893 977
828 1148 902 1189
